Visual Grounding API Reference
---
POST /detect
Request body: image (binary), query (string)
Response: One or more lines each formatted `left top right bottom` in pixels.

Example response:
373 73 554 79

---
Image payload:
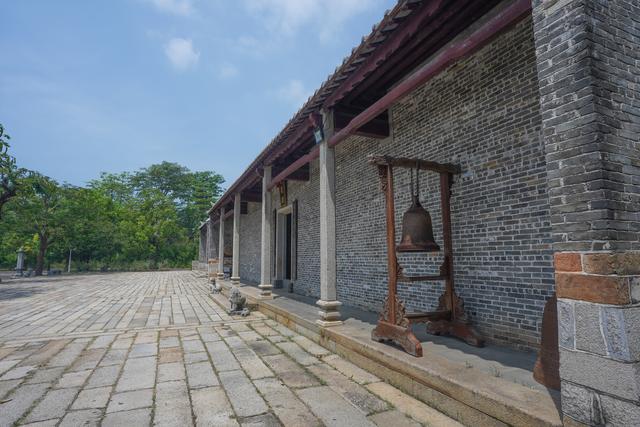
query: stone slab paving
0 271 459 426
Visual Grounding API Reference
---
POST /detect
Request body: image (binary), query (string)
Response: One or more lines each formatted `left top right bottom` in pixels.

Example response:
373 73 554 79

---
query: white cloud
164 38 200 70
277 79 311 108
218 62 238 79
149 0 194 16
243 0 377 42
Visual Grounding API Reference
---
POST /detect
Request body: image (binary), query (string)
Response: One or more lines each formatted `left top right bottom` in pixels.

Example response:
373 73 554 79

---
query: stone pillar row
212 110 342 324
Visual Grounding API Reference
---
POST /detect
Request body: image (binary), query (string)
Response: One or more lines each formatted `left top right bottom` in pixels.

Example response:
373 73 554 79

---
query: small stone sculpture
211 278 222 294
229 286 250 316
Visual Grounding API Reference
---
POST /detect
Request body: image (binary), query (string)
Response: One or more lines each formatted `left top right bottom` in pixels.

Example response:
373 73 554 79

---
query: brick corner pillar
533 0 640 424
317 110 342 327
259 165 274 299
217 207 225 280
231 193 241 284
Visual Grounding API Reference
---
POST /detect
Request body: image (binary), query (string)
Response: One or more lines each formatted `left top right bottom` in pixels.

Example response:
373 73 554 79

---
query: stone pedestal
316 300 343 327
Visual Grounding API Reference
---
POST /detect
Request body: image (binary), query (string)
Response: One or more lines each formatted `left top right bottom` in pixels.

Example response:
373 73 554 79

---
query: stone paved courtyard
0 271 458 426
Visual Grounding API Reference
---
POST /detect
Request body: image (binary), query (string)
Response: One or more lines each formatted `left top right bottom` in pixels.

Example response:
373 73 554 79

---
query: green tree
53 186 119 270
0 123 26 218
0 159 224 272
11 174 65 275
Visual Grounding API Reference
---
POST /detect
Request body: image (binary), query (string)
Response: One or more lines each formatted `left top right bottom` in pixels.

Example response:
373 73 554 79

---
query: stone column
533 1 640 424
259 166 273 298
217 207 225 280
199 225 207 263
317 110 342 326
207 216 217 282
231 193 241 284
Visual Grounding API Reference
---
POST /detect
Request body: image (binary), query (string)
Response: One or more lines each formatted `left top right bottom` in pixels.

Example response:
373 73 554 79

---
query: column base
216 272 224 280
258 284 273 299
316 299 343 327
230 276 240 284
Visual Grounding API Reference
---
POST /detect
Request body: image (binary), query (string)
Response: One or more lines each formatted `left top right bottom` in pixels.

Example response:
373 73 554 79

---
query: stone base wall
555 252 640 425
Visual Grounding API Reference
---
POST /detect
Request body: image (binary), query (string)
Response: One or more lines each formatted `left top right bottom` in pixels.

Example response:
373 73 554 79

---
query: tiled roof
209 0 426 214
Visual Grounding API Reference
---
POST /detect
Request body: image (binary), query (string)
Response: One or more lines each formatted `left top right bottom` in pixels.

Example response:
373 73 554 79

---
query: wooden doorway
274 203 297 291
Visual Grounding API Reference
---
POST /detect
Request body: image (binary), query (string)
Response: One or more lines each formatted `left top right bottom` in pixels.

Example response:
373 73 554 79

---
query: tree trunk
35 238 47 276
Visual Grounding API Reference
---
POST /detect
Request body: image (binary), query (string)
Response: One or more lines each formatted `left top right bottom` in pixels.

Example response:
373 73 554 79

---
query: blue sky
1 0 395 187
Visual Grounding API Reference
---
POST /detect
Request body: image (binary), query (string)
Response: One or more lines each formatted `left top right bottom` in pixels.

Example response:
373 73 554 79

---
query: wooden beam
273 163 310 182
334 106 389 139
211 209 234 225
268 148 318 191
241 191 262 203
368 155 460 174
263 120 314 166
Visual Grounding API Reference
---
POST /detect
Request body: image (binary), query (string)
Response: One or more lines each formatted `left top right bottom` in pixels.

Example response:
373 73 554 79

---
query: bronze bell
397 164 440 253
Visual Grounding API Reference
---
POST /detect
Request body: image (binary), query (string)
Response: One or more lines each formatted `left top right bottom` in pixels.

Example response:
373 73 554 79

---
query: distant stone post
16 247 25 276
217 207 225 280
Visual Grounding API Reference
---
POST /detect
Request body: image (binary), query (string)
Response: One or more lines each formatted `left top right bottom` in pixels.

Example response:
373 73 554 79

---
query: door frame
274 204 297 290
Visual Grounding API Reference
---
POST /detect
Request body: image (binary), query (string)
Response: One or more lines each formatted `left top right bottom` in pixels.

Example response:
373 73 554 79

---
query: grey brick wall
207 219 218 260
223 217 232 257
333 17 554 350
239 201 262 285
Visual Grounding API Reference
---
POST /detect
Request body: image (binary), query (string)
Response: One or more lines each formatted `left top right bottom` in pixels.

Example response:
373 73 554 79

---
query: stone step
242 287 562 427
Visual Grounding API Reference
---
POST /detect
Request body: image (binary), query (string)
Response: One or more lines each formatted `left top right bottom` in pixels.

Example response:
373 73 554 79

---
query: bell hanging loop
396 164 440 253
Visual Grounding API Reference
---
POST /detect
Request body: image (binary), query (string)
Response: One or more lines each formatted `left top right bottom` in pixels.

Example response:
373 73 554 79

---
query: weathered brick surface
556 272 631 304
582 252 640 275
555 253 582 272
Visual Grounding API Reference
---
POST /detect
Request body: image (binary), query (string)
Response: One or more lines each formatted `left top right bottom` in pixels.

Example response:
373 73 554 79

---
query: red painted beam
267 146 319 191
267 0 531 191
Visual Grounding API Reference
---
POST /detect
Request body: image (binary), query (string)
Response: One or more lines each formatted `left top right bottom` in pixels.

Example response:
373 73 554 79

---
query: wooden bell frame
369 155 484 357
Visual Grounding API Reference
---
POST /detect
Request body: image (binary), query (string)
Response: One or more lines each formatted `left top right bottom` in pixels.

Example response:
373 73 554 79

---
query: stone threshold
214 280 562 427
